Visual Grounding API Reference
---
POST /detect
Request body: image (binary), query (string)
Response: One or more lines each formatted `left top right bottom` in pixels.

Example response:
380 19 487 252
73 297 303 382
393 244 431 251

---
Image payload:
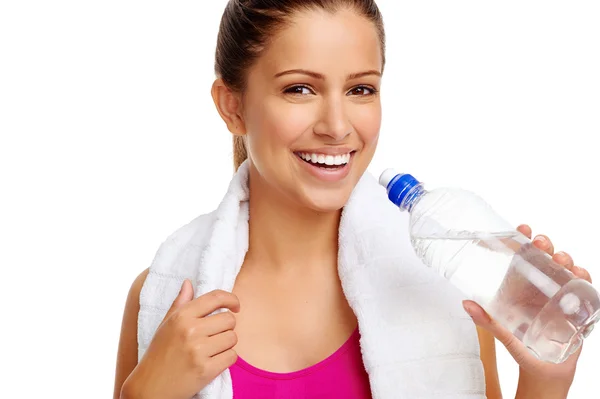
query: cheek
350 102 381 144
250 100 313 147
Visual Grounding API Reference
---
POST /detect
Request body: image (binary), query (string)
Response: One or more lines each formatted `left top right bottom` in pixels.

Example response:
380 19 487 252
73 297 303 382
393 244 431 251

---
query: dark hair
214 0 386 171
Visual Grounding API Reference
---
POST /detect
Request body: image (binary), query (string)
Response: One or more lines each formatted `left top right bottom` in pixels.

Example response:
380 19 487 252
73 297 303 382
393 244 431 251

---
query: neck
245 164 340 271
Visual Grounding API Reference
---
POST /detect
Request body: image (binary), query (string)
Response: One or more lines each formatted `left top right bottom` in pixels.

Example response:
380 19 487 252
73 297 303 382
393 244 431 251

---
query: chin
297 186 354 213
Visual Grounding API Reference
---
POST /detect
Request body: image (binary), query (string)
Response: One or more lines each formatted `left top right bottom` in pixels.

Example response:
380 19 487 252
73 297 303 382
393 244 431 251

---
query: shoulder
128 268 150 312
133 267 150 291
122 267 151 322
122 268 150 333
122 267 150 336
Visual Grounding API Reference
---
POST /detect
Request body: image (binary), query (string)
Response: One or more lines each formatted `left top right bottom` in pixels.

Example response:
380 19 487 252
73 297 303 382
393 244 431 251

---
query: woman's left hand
462 224 593 383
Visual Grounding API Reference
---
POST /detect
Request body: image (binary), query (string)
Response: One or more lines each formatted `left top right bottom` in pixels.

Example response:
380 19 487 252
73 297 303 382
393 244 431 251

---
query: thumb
165 279 194 318
462 300 525 361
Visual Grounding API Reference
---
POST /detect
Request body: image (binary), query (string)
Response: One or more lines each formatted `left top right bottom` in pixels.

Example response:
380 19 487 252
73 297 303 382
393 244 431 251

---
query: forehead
252 8 382 78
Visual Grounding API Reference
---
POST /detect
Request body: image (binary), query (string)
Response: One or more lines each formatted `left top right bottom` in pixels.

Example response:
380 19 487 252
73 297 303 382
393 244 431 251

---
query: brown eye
284 85 314 95
348 86 376 96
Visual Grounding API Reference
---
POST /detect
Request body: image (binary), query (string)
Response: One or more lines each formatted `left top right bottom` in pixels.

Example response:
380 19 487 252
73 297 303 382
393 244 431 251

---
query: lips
293 150 356 182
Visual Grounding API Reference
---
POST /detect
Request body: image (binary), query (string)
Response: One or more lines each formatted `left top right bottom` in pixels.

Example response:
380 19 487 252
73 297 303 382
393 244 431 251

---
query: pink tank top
229 328 372 398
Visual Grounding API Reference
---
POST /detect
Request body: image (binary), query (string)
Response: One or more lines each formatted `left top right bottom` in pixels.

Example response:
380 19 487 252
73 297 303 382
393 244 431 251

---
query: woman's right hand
122 280 240 399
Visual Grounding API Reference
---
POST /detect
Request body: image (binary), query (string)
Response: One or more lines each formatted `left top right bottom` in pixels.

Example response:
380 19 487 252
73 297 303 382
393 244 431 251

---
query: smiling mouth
294 151 355 169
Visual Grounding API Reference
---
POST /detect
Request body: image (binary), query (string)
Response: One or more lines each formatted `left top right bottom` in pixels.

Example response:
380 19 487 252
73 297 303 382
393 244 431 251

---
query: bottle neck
399 184 426 212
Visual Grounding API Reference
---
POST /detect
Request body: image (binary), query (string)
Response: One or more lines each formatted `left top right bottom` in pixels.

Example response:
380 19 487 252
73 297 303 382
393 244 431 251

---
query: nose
313 97 352 141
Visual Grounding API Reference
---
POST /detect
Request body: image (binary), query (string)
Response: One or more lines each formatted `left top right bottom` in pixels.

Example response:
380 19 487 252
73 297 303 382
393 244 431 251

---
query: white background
1 0 599 397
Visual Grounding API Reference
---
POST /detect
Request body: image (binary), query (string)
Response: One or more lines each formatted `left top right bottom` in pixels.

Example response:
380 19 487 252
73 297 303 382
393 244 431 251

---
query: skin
113 7 593 399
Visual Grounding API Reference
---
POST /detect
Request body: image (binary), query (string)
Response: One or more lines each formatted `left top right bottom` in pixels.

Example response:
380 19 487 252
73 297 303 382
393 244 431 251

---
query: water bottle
379 169 600 363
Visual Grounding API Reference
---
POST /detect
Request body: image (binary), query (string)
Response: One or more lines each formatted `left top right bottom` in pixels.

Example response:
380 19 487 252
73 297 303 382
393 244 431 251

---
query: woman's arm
477 325 574 399
514 367 572 399
477 325 503 399
113 268 149 399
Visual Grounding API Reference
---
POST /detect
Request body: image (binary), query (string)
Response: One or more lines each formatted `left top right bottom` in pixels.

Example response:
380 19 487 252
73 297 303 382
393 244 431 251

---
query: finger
552 251 575 272
183 289 241 319
201 311 237 336
533 234 555 256
572 266 593 284
206 330 238 357
517 224 532 239
164 279 194 320
206 349 238 380
462 300 526 361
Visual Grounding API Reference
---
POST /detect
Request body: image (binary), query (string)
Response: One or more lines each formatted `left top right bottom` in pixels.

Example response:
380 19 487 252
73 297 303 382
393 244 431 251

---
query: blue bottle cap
379 168 421 207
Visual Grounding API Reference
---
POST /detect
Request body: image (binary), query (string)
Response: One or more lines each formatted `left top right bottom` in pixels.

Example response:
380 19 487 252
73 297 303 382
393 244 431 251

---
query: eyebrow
273 69 381 80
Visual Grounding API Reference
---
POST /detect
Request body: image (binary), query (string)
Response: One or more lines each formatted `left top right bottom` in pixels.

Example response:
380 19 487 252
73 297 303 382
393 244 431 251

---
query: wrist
515 368 572 399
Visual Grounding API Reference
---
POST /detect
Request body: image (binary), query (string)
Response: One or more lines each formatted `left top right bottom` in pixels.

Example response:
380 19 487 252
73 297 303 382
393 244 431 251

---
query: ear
211 78 246 135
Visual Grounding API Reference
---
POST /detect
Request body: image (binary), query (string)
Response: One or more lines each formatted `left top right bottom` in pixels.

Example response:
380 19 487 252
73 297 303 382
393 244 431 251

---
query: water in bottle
379 169 600 363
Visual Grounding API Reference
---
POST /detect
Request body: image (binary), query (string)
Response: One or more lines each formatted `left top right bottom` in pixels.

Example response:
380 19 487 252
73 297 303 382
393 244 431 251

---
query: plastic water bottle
379 169 600 363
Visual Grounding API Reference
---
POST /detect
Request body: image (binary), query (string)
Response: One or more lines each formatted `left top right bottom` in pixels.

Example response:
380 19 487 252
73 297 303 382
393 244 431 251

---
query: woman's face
239 8 382 212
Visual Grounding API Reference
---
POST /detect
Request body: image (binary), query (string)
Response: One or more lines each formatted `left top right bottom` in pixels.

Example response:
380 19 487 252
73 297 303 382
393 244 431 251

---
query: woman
114 1 593 398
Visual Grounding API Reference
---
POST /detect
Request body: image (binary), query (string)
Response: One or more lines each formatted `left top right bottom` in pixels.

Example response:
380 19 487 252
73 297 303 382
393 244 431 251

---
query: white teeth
298 152 352 165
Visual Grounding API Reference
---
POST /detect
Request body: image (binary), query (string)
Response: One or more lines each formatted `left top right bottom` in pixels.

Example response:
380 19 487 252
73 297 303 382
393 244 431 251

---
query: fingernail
533 236 546 246
572 266 582 274
462 301 475 317
555 251 569 263
462 301 491 323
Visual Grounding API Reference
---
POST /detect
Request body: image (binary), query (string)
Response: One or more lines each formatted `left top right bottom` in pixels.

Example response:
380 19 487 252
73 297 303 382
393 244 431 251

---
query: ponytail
233 135 247 171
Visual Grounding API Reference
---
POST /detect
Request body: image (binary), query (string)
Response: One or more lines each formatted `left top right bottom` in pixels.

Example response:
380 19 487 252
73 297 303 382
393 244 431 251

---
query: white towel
138 159 486 398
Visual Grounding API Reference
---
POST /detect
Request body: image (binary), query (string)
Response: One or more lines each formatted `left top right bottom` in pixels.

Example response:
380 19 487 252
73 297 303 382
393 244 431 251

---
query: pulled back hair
214 0 386 171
